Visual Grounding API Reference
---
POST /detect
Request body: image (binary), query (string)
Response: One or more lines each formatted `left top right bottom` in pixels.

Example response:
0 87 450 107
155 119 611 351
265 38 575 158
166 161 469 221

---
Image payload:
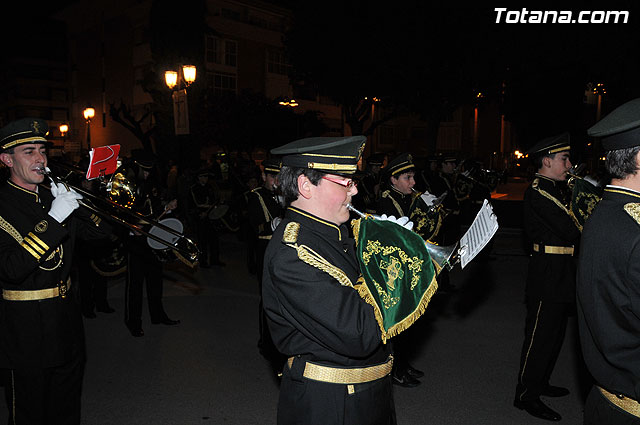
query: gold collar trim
7 180 39 202
288 206 342 241
604 187 640 200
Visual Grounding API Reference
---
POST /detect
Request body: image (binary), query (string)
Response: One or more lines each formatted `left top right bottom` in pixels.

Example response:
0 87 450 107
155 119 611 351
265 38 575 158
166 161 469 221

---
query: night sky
7 1 640 156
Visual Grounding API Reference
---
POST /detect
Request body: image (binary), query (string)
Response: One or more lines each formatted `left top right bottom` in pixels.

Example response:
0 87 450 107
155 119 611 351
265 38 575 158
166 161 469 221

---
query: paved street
2 205 590 424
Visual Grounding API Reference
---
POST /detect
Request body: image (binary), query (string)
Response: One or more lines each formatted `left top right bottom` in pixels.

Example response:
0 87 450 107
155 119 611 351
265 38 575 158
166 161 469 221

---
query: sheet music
459 199 499 269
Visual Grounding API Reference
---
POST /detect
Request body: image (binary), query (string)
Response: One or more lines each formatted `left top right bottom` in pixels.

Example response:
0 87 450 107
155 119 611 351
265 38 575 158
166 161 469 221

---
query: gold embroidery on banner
380 256 403 291
361 240 423 290
372 280 400 309
624 203 640 225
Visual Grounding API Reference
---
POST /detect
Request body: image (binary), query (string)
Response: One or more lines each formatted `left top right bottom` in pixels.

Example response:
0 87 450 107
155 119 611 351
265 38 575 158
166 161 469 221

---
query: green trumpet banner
352 217 439 343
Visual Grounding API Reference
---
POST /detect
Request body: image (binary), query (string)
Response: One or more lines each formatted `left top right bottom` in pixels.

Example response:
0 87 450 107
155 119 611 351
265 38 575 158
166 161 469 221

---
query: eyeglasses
321 176 357 189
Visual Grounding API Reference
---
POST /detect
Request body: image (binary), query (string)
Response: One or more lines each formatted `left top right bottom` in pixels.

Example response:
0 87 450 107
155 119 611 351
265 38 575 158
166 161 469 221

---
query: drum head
208 204 229 220
147 218 184 250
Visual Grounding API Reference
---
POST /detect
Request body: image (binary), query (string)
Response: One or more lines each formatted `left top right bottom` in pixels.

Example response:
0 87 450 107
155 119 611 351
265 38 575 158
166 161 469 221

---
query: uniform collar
390 186 411 198
6 179 40 202
604 185 640 201
286 206 344 241
534 173 560 186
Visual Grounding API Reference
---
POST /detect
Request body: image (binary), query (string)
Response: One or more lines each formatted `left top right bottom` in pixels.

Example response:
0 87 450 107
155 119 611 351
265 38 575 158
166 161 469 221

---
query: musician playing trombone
0 118 112 424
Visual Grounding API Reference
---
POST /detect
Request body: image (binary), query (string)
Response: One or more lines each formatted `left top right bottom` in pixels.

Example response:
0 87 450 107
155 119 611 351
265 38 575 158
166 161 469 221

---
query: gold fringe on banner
355 274 438 344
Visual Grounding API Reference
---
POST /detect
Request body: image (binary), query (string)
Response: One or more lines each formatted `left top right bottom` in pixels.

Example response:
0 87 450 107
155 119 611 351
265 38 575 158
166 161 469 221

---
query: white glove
378 214 414 231
270 217 282 232
420 192 437 206
48 187 83 223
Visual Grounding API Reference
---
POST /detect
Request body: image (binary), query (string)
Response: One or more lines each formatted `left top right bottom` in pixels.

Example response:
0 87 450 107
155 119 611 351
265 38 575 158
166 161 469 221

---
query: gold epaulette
381 189 390 198
283 222 300 243
624 203 640 225
531 178 539 189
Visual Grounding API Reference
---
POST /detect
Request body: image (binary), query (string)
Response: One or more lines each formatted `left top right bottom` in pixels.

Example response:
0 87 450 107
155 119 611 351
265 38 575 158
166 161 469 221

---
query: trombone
40 162 200 266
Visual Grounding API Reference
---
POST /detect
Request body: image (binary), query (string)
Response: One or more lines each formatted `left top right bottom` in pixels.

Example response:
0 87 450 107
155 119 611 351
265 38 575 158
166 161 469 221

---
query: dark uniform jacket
262 206 389 367
0 180 110 369
188 182 218 219
524 174 581 302
377 187 417 218
247 186 282 240
577 186 640 401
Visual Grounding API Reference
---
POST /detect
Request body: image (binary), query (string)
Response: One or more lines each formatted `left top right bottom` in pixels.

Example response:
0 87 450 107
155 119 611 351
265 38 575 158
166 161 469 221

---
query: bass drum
208 204 229 220
147 217 184 262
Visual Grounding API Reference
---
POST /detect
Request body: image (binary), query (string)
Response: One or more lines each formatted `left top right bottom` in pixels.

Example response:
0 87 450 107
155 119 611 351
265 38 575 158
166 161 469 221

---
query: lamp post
83 107 95 153
59 124 68 150
165 65 196 135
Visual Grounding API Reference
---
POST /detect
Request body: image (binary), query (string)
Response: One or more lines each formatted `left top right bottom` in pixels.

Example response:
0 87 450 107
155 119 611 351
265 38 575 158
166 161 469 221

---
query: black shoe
541 385 570 397
405 364 424 379
151 316 181 325
82 310 97 319
210 260 226 267
96 304 115 314
392 371 421 388
514 398 561 421
200 262 210 269
126 325 144 337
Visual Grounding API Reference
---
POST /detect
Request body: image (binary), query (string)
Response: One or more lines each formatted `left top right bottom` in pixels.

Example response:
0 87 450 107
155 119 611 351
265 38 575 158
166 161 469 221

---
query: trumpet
39 164 200 265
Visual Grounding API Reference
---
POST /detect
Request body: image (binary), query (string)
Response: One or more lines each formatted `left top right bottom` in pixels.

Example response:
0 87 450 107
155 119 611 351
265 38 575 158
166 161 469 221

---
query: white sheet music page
459 199 499 269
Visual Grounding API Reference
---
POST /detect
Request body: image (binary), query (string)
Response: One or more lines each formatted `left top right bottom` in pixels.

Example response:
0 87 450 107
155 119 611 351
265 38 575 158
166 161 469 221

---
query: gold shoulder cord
532 183 582 232
254 191 271 223
381 190 404 217
282 222 353 288
0 214 62 270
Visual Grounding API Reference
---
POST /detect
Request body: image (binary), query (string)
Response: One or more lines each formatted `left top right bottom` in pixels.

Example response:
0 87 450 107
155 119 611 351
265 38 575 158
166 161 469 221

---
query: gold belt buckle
58 280 67 299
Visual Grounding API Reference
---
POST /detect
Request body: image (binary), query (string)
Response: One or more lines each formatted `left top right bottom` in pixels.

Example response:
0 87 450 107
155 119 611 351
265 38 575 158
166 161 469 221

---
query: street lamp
278 99 299 107
164 65 196 135
164 65 197 90
59 124 68 148
83 107 95 152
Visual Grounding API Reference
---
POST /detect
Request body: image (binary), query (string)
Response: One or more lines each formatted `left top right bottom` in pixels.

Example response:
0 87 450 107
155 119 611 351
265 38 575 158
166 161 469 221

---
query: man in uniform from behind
513 133 579 422
0 118 111 424
262 136 395 424
578 98 640 424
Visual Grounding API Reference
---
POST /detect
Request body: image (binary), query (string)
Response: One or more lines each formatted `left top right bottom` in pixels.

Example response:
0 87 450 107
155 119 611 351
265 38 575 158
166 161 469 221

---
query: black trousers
515 300 570 401
125 238 167 327
584 385 640 425
278 357 396 425
5 349 84 425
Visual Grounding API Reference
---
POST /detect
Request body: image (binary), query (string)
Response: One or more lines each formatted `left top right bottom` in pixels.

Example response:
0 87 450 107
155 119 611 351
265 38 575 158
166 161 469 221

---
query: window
207 72 237 96
206 36 237 67
267 49 290 75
